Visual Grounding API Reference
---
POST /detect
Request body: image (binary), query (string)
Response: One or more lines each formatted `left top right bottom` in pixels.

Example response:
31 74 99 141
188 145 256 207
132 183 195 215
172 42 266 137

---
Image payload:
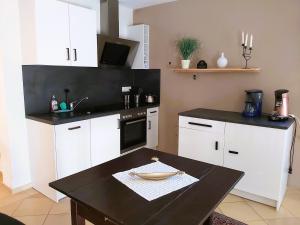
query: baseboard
231 189 277 208
8 183 32 194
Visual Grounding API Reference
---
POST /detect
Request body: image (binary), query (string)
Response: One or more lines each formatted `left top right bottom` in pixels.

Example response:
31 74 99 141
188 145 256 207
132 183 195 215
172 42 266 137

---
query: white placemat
113 161 199 201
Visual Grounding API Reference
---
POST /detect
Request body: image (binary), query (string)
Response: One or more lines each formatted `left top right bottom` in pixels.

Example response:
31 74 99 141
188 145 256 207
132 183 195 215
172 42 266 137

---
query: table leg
202 215 212 225
71 199 85 225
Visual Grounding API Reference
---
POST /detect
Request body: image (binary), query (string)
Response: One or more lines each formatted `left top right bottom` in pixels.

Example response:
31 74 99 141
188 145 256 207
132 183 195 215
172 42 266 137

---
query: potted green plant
177 38 199 69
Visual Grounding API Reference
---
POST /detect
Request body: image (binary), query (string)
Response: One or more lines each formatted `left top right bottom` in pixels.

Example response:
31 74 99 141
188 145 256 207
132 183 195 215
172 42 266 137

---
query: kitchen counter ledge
179 108 294 130
27 103 160 125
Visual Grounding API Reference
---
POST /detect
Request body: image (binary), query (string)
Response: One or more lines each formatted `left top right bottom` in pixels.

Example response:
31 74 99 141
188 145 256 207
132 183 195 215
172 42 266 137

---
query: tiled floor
0 175 300 225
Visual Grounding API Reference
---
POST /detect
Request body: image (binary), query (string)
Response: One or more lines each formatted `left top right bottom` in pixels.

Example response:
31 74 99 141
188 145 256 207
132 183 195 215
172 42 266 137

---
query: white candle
245 33 248 47
250 34 253 48
242 32 245 45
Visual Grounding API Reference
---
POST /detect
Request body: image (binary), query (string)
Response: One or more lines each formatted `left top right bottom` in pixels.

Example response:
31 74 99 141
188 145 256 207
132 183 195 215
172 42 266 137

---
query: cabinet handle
188 122 212 128
215 141 219 150
66 48 70 61
125 118 146 125
73 49 77 61
229 150 239 155
68 126 81 130
104 217 118 224
148 120 152 130
150 111 157 114
117 119 120 129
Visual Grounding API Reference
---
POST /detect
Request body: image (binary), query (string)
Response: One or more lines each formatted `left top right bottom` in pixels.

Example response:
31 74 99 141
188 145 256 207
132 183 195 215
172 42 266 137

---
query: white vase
217 52 228 68
181 60 191 69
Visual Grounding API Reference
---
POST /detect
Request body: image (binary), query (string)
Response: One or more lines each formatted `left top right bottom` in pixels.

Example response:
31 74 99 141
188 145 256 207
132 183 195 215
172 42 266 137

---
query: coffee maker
269 89 289 121
243 89 263 117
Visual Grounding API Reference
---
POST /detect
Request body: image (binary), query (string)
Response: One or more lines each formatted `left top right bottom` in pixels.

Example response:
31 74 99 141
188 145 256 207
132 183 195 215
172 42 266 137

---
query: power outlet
122 86 132 93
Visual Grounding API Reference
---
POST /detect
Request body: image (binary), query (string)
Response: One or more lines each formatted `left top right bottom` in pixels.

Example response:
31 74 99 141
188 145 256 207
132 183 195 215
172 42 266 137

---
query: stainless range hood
98 0 139 68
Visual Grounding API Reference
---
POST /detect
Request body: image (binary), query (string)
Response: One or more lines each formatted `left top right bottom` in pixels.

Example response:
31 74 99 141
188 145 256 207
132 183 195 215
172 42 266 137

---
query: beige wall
134 0 300 186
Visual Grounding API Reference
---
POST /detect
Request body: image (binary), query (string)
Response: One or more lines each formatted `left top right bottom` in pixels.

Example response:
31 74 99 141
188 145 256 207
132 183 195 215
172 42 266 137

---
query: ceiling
119 0 177 9
65 0 176 10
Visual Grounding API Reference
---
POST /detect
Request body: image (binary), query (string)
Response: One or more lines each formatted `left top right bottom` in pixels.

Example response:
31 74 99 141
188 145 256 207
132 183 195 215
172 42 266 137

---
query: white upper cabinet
35 0 71 66
91 114 121 167
69 4 97 67
127 24 150 69
21 0 97 66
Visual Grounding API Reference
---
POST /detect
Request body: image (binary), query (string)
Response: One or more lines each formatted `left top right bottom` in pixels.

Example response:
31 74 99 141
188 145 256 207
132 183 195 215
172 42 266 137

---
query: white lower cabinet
91 114 120 166
55 121 91 179
146 107 159 149
178 116 294 209
27 114 121 202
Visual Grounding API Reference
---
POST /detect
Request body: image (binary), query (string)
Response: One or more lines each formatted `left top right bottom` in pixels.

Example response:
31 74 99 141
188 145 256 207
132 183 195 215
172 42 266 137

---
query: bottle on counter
50 95 58 112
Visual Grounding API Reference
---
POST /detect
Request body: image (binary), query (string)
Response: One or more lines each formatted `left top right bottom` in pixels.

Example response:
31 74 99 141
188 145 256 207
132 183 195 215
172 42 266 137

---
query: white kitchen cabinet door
224 123 287 200
35 0 71 66
55 120 91 179
91 114 120 166
146 108 159 149
178 128 224 166
146 115 158 149
69 4 97 67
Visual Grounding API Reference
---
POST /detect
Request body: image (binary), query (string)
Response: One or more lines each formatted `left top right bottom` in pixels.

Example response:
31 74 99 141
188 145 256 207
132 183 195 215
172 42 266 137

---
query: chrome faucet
69 97 89 111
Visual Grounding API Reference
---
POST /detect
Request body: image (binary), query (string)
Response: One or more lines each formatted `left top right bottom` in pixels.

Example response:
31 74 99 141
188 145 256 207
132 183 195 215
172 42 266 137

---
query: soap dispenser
50 95 58 112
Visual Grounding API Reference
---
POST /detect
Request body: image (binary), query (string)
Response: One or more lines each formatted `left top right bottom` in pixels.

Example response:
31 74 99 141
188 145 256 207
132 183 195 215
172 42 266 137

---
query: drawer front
147 107 159 117
179 116 225 134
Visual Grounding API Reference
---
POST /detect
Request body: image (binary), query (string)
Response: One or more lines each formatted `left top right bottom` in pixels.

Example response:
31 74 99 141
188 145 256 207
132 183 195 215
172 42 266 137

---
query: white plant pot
181 60 191 69
217 52 228 68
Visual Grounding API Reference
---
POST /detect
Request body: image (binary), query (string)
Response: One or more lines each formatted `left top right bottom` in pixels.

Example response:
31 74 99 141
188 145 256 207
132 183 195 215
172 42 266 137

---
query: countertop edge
178 109 294 130
26 104 160 125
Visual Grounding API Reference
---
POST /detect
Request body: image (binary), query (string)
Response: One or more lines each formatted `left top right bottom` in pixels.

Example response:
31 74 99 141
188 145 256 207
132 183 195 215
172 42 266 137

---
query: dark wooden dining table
49 148 244 225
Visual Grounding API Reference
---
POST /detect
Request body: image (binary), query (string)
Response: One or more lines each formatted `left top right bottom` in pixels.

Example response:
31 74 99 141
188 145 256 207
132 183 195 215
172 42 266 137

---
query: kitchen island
178 108 295 209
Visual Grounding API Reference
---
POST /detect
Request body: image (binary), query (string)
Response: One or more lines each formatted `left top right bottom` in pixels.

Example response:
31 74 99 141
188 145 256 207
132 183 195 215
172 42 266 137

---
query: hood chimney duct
100 0 119 37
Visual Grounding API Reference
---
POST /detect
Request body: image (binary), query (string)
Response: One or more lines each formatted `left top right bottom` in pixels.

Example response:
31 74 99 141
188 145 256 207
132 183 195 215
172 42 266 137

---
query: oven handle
125 118 146 125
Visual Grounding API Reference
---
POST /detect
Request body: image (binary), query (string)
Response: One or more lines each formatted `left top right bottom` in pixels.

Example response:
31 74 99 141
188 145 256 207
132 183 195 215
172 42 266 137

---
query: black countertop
179 108 294 130
26 103 159 125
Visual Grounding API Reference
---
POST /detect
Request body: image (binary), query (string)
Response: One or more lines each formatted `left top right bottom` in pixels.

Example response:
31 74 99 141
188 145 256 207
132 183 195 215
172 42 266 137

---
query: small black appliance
242 89 263 117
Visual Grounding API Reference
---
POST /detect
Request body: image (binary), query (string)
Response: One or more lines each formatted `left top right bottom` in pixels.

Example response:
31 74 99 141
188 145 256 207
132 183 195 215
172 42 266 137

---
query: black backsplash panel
22 65 160 114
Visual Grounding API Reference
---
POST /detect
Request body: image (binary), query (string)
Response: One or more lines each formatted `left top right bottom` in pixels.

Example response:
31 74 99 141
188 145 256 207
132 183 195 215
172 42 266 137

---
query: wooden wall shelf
173 68 261 73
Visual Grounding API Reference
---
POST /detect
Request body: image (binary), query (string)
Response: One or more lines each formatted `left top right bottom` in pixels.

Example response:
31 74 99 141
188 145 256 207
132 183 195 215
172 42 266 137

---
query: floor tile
222 194 246 203
0 188 41 208
13 196 54 216
219 202 262 223
49 197 70 214
0 200 23 216
15 215 46 225
0 184 11 199
86 220 94 225
247 221 268 225
247 200 293 219
215 207 222 213
282 192 300 217
265 218 300 225
43 213 71 225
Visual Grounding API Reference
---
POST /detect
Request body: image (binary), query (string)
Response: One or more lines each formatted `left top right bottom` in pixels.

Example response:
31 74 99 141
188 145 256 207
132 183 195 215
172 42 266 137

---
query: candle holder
242 44 252 69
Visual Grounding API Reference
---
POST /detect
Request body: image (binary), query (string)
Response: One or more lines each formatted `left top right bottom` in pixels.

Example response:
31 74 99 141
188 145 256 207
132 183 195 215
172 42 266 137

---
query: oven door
121 117 147 154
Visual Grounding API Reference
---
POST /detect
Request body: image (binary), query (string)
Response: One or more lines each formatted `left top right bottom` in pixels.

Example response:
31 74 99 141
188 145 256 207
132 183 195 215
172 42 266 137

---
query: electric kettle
145 94 155 103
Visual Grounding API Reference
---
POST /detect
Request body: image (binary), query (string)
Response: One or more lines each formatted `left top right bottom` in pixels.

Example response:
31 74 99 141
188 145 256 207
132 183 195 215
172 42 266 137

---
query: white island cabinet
178 113 294 209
